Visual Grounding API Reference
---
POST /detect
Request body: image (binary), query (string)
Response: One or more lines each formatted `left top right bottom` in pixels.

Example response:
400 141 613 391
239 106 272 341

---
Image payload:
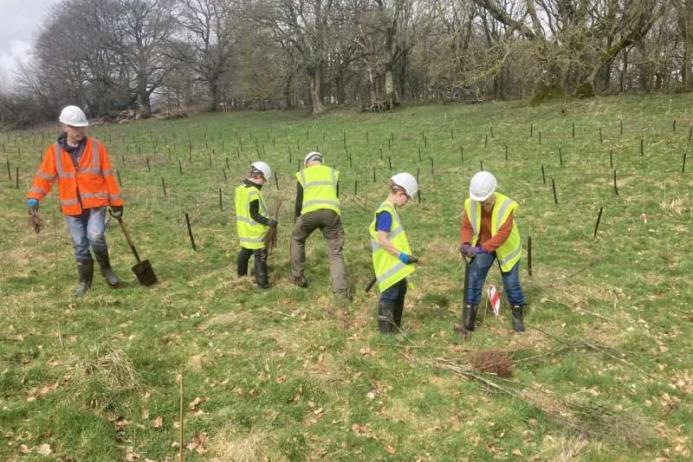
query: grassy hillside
1 95 691 461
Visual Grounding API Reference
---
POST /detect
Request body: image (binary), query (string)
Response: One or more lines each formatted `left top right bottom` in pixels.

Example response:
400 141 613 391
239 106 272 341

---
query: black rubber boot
254 250 270 289
377 301 396 334
74 260 94 297
94 250 120 288
511 305 526 332
393 298 404 329
463 304 478 332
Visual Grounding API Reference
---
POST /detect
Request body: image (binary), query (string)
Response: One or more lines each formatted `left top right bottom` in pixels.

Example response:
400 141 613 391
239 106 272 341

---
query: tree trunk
208 79 219 112
366 64 377 103
385 68 397 106
309 66 326 115
137 77 151 117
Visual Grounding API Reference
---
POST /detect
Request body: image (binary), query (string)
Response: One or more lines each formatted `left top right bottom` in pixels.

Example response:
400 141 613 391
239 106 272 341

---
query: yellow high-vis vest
235 183 269 250
295 165 340 216
464 192 522 272
369 201 415 292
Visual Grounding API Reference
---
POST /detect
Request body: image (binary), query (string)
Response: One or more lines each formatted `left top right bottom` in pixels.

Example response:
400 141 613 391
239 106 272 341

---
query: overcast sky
0 0 59 88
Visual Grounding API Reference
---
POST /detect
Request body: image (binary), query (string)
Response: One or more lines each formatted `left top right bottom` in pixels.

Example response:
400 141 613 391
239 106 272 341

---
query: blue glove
460 243 472 257
398 253 418 265
26 199 39 211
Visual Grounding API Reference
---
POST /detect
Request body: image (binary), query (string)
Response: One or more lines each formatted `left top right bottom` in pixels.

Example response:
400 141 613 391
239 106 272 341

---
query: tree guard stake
541 164 546 184
117 170 123 187
609 150 613 168
551 178 558 205
681 151 686 174
161 177 167 198
219 188 223 211
527 235 533 277
185 212 197 251
613 169 619 196
593 206 603 240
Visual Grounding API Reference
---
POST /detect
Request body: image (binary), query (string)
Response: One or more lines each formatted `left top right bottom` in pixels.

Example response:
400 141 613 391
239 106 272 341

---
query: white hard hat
59 105 89 127
251 161 272 179
390 172 418 198
469 171 497 201
304 151 323 165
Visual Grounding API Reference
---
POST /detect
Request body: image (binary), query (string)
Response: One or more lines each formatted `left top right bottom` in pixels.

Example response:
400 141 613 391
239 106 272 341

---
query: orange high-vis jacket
27 138 124 216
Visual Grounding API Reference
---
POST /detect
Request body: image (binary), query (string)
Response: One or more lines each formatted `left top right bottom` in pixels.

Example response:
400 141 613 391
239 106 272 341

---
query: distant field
1 95 691 461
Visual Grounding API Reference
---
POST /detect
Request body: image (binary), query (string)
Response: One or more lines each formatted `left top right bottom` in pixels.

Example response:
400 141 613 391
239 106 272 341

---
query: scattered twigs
263 198 284 257
28 209 43 234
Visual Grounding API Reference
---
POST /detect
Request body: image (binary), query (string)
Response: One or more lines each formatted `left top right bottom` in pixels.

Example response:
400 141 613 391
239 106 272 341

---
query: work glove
26 199 39 212
398 253 418 265
467 246 487 257
460 243 472 257
268 218 278 227
110 205 124 219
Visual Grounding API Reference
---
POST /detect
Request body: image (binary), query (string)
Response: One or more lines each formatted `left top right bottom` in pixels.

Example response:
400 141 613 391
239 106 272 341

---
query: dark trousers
290 209 348 294
237 247 269 287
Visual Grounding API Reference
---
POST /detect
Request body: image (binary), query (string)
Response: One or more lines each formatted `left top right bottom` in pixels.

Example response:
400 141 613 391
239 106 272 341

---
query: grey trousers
290 209 348 294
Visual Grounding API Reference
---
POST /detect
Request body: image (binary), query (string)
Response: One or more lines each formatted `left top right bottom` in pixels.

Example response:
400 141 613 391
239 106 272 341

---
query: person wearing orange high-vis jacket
26 105 124 297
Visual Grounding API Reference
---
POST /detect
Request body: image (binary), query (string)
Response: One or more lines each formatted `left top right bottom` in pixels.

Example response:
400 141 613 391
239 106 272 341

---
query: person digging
456 171 526 334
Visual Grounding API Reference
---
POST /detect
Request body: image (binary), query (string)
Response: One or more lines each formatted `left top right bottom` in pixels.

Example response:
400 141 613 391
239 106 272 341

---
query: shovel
110 213 158 286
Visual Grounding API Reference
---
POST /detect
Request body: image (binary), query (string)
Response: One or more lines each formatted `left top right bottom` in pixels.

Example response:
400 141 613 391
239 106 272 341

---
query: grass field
1 94 692 461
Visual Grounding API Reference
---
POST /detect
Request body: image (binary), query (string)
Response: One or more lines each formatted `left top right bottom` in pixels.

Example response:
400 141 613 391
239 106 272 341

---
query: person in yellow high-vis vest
235 161 277 289
369 173 419 333
290 151 349 298
458 171 526 333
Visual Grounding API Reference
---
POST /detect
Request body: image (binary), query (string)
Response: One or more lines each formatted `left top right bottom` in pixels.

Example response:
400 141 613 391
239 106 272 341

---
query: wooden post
640 138 644 156
274 173 279 190
599 127 603 143
572 121 576 138
541 165 546 184
219 188 223 211
161 177 167 198
117 170 123 187
480 159 484 171
6 159 10 181
373 166 376 183
504 144 508 161
429 157 434 175
222 168 227 183
15 167 19 189
682 151 687 174
613 170 619 196
179 373 184 462
146 157 151 172
558 147 563 166
551 178 558 205
460 146 464 163
609 150 613 168
527 235 533 277
388 156 392 170
185 213 197 251
593 206 603 240
620 119 623 136
530 123 533 137
178 160 183 175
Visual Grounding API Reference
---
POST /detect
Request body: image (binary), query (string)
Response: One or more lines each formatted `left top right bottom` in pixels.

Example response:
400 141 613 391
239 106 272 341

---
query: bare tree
113 0 177 116
176 0 235 111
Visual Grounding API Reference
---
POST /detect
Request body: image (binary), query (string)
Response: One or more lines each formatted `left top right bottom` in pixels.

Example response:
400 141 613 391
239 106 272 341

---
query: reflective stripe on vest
234 183 269 250
296 165 340 216
369 201 415 292
464 192 522 272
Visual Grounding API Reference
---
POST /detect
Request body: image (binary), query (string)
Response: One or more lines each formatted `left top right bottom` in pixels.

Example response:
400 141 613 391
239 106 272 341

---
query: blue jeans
65 207 108 262
380 278 407 304
465 252 524 306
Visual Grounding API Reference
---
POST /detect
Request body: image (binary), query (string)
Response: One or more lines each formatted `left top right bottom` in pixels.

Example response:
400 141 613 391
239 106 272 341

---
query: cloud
0 40 33 88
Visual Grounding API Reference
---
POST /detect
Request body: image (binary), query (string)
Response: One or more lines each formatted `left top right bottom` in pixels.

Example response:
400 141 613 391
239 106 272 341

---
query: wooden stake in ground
15 166 19 188
593 206 603 240
527 235 533 277
613 170 619 196
184 213 197 251
161 177 167 198
609 150 613 168
117 170 123 187
218 188 223 211
179 373 184 462
551 178 558 205
541 164 546 184
682 151 687 174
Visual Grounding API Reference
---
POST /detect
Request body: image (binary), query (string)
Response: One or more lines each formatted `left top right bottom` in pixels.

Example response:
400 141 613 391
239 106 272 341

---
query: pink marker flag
487 284 501 316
